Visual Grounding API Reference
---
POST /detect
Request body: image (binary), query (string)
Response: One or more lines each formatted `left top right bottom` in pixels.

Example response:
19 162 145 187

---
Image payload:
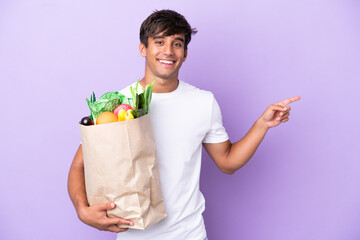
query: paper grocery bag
79 114 167 230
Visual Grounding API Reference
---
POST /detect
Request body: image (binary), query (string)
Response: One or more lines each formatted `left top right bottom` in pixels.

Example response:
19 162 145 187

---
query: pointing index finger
275 96 301 106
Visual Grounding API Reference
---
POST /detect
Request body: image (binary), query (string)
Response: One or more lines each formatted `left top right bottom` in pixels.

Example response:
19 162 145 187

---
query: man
68 9 300 240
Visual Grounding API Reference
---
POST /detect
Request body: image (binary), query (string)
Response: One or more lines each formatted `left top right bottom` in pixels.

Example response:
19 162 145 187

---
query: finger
275 96 301 106
97 202 116 211
281 106 291 113
280 112 290 119
120 218 134 226
107 217 134 226
281 117 289 123
107 225 129 233
118 227 129 232
271 104 288 112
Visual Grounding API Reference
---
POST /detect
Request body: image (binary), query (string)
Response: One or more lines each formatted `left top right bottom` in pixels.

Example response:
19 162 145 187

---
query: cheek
180 55 186 63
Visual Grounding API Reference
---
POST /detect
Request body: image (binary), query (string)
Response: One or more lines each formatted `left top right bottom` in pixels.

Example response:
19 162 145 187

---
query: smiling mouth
158 59 175 65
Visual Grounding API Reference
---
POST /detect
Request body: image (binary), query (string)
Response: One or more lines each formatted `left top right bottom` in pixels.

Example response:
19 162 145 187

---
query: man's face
139 32 187 81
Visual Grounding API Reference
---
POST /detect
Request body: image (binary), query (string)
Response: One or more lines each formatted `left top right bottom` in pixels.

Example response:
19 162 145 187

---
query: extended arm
203 96 300 175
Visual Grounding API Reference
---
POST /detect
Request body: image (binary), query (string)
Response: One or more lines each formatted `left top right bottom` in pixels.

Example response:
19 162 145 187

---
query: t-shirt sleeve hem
202 135 229 144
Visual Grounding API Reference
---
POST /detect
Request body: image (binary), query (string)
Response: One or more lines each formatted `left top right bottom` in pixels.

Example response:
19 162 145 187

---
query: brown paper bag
79 114 167 230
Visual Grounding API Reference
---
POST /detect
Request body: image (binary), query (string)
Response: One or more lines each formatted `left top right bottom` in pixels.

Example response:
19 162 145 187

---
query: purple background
1 0 359 239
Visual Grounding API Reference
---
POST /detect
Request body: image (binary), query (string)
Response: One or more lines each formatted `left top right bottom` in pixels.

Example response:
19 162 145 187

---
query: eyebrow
153 35 185 43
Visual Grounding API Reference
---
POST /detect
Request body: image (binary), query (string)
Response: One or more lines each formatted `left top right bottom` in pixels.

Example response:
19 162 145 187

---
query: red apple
113 104 134 117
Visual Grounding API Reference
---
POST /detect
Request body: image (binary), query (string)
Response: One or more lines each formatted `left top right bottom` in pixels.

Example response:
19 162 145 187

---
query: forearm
225 119 269 172
68 165 88 213
67 146 89 216
68 168 88 214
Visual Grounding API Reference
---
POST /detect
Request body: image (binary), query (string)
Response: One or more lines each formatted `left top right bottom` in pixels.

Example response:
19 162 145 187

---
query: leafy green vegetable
142 79 155 114
130 81 140 110
104 99 120 112
90 91 96 103
138 93 145 110
128 98 134 109
130 79 155 115
86 92 96 120
86 98 108 124
86 91 128 124
85 80 155 124
100 91 126 102
133 108 147 118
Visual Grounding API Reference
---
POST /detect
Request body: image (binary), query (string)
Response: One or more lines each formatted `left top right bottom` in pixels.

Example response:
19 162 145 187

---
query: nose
162 43 174 56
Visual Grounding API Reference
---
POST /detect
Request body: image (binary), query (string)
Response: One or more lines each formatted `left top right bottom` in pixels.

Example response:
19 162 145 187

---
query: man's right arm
67 145 133 233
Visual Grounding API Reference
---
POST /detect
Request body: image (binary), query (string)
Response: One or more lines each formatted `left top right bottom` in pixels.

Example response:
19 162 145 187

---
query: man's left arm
203 96 301 175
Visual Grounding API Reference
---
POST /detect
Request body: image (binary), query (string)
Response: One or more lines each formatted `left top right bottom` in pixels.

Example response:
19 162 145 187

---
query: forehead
150 31 185 40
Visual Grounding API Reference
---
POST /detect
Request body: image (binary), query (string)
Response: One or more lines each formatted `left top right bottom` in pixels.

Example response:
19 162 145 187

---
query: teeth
159 60 174 64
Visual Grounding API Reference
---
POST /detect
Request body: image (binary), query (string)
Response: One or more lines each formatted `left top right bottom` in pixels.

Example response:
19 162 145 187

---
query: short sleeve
202 97 229 143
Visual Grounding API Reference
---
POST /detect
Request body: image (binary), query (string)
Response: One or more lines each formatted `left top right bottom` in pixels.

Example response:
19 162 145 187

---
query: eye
155 41 163 45
174 42 183 47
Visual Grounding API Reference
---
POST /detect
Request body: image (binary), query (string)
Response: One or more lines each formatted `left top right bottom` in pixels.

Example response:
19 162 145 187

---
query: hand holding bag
79 114 166 230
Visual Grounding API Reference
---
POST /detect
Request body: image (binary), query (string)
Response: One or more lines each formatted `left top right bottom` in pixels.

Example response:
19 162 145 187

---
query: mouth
157 59 176 65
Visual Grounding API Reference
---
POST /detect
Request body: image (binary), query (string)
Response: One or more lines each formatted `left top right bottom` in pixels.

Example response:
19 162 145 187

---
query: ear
139 42 147 57
183 49 188 62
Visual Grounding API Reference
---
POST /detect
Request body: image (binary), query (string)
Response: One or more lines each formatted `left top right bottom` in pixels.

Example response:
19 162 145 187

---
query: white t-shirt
116 80 229 240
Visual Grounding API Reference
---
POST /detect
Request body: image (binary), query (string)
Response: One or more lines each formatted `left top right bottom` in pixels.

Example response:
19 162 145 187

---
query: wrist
255 118 270 132
76 202 89 220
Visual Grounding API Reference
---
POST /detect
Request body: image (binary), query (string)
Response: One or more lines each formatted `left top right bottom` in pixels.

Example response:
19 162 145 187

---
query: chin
155 73 177 80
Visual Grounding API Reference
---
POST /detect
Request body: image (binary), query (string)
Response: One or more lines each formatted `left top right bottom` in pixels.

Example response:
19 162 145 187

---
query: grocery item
83 79 155 125
117 109 127 121
80 116 93 126
79 78 167 230
113 104 134 117
125 109 134 120
80 114 167 230
96 112 118 125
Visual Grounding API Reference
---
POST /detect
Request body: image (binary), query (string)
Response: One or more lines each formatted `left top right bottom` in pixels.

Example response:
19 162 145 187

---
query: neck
140 76 179 93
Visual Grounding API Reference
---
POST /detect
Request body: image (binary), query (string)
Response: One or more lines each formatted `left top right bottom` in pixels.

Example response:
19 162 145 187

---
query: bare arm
68 145 89 213
67 145 133 232
203 119 268 174
203 96 301 175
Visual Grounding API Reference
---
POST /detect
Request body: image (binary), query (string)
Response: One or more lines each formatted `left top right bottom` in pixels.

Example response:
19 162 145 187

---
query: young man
68 10 300 240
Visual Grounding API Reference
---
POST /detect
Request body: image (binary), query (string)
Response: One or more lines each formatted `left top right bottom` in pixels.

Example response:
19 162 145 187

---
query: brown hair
140 10 197 50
